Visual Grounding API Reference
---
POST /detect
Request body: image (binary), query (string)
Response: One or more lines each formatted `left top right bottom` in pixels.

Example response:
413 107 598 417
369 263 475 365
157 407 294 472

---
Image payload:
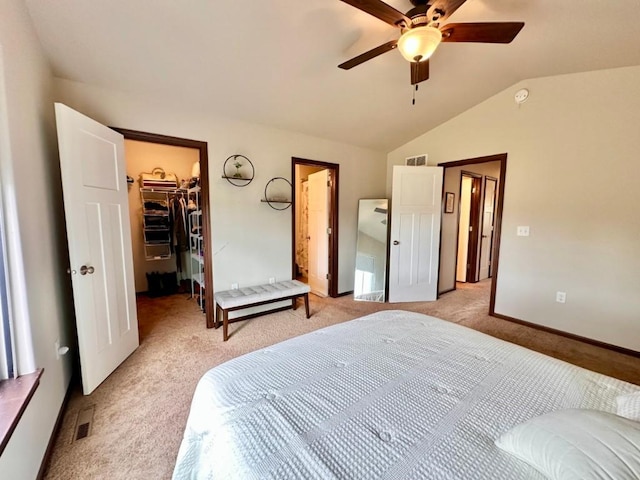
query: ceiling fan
338 0 524 85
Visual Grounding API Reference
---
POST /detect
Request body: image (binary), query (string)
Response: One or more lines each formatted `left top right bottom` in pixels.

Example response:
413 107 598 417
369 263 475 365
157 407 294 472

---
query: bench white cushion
214 280 310 310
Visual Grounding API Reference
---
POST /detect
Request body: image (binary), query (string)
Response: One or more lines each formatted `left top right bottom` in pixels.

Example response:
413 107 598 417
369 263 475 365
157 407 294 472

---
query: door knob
80 265 95 275
393 240 400 245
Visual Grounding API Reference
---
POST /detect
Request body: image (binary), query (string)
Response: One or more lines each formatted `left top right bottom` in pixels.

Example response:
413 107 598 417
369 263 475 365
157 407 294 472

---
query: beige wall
125 140 199 292
388 66 640 352
55 79 387 296
0 2 75 478
440 161 501 293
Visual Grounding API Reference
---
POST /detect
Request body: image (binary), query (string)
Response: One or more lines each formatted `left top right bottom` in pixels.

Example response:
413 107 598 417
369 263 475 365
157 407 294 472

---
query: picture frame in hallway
445 192 455 213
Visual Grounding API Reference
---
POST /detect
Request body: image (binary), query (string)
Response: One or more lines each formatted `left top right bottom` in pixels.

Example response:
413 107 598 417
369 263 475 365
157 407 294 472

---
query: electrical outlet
556 291 566 303
231 283 238 290
269 277 275 284
517 226 530 237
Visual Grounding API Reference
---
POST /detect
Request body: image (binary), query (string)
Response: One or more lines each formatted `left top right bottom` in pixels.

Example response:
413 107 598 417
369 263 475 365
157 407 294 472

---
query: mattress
173 310 639 480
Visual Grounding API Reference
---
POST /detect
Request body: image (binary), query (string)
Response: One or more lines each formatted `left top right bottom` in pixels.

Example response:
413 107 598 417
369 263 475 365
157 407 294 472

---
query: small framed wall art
444 192 455 214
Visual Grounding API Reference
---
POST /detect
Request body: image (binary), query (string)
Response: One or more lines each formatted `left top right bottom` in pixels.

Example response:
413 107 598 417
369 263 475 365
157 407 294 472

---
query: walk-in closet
125 139 206 312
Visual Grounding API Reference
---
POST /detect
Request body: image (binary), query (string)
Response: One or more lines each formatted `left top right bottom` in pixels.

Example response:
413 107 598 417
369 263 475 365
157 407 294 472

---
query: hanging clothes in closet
170 191 189 272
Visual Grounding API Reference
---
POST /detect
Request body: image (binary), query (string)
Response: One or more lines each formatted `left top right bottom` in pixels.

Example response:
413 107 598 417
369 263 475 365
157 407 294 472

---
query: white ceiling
25 0 640 152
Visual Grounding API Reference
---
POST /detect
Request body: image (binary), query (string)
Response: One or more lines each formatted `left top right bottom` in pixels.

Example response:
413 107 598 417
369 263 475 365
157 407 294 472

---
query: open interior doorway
292 157 339 298
111 128 214 329
438 154 506 314
456 172 482 283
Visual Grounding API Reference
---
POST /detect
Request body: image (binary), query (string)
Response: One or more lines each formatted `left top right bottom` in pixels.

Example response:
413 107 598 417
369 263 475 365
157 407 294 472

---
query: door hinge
327 180 332 187
326 273 331 280
327 227 332 235
469 226 473 232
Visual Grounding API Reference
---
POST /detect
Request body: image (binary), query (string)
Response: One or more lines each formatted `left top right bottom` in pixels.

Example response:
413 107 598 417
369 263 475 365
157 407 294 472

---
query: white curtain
296 181 309 275
0 58 36 378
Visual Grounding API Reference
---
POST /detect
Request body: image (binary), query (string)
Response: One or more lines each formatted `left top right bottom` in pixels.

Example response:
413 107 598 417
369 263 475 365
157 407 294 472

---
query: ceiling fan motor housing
407 4 429 25
407 2 442 27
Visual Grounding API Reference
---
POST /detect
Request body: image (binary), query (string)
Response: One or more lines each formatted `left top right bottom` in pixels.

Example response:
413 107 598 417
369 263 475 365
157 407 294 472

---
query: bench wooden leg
292 297 297 310
214 303 221 329
223 309 229 341
304 293 310 319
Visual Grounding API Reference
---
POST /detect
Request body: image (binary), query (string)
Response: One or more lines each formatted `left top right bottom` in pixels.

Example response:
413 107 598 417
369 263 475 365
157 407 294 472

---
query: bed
173 310 640 479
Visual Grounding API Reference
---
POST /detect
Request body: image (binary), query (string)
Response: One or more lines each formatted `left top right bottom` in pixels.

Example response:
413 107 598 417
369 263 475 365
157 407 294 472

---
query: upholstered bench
214 280 311 341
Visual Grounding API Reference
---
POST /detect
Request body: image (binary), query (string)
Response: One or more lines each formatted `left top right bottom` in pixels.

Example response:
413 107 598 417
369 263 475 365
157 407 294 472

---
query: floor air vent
73 405 96 442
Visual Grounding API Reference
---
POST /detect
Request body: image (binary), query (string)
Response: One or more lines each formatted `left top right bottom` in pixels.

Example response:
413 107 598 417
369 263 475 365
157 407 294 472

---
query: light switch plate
517 226 530 236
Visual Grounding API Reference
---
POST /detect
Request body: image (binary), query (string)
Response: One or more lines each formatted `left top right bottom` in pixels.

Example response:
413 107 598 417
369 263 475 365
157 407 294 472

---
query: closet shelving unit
188 186 205 311
141 188 173 260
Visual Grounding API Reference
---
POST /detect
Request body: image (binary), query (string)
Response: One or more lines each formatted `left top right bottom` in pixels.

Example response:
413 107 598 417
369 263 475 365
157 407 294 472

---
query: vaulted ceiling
25 0 640 152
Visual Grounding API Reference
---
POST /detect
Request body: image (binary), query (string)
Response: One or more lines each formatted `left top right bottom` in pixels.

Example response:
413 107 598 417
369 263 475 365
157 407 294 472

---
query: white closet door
55 103 139 395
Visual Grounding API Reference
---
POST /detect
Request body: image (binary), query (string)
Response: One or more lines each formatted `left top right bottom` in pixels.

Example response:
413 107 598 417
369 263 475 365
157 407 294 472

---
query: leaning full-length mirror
354 199 389 302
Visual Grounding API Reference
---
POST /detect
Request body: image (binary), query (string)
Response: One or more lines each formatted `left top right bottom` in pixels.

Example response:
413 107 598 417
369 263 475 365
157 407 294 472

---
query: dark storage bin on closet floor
146 271 178 297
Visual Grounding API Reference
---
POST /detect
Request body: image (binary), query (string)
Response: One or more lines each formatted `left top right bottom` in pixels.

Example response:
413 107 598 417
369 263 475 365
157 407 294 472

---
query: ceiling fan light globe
397 26 442 62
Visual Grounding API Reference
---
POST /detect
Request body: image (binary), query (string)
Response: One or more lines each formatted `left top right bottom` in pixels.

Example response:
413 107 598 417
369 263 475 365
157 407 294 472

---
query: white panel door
55 103 139 395
307 169 329 297
388 166 443 303
479 177 497 280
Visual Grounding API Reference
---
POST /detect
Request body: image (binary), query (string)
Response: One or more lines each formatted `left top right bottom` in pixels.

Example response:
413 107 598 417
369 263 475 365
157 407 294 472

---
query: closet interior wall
125 139 200 293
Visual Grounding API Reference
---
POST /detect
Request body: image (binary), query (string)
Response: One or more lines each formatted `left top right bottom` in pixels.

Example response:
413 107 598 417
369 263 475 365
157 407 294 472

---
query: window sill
0 368 43 456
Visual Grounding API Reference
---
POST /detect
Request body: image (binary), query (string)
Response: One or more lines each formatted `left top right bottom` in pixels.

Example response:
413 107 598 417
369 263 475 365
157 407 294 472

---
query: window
0 46 42 455
0 204 12 379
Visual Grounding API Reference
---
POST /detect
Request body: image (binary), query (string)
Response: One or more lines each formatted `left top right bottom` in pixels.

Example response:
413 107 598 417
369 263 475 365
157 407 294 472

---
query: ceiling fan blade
410 60 430 85
340 0 410 28
440 22 525 43
427 0 468 23
339 40 398 70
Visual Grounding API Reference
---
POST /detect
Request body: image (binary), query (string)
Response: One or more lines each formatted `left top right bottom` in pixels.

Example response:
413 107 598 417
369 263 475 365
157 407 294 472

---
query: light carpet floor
43 281 640 479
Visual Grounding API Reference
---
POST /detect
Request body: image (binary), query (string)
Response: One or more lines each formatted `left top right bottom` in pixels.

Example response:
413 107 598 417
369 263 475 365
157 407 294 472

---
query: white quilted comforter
173 311 639 480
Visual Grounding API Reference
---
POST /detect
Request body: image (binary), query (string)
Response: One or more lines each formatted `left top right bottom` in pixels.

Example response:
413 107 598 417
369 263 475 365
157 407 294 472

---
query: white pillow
617 391 640 422
495 409 640 480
